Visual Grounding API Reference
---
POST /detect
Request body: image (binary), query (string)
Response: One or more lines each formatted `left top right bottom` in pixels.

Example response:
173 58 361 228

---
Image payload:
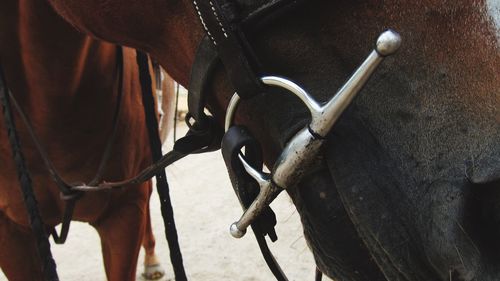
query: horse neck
0 0 119 125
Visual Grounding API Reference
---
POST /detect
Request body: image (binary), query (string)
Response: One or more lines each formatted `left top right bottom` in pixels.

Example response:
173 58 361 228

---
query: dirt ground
0 124 318 281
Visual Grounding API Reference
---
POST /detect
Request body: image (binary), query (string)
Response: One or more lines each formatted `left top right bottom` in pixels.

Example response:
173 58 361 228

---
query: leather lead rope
0 66 59 280
136 51 188 281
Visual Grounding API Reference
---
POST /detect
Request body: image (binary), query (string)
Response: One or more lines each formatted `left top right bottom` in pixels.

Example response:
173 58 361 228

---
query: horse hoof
142 263 166 280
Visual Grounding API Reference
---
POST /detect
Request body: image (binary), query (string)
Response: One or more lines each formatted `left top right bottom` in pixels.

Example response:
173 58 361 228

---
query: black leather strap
136 51 187 281
315 268 323 281
222 126 290 281
174 115 223 154
50 194 81 244
192 0 265 99
184 35 225 154
243 0 304 31
187 36 219 127
222 127 265 214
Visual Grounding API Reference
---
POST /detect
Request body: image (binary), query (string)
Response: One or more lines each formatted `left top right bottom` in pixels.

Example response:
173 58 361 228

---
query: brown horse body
8 0 500 280
0 0 166 280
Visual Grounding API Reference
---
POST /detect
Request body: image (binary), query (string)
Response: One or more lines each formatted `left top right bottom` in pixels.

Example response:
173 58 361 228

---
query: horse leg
92 189 149 281
0 211 43 281
141 201 165 280
158 72 175 144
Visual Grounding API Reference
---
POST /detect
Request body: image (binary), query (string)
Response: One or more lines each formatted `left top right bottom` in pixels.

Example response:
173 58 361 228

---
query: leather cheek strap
222 125 292 281
187 36 220 127
192 0 265 100
221 126 278 241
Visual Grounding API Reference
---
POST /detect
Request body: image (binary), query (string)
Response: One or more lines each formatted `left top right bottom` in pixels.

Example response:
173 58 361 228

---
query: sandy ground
0 124 319 281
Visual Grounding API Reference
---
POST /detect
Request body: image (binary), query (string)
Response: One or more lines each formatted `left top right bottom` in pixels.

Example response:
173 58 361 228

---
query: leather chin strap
221 126 288 281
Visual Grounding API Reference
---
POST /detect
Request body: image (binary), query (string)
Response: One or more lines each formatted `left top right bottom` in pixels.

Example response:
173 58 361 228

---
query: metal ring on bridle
223 76 316 202
224 76 316 132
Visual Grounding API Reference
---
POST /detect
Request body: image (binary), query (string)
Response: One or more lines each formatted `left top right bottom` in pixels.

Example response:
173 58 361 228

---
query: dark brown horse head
45 0 500 280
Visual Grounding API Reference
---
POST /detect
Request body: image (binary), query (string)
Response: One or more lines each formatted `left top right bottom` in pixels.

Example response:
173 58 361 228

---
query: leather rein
7 47 124 245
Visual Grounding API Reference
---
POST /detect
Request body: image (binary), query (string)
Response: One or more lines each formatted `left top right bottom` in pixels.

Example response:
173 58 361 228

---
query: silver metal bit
225 30 402 238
